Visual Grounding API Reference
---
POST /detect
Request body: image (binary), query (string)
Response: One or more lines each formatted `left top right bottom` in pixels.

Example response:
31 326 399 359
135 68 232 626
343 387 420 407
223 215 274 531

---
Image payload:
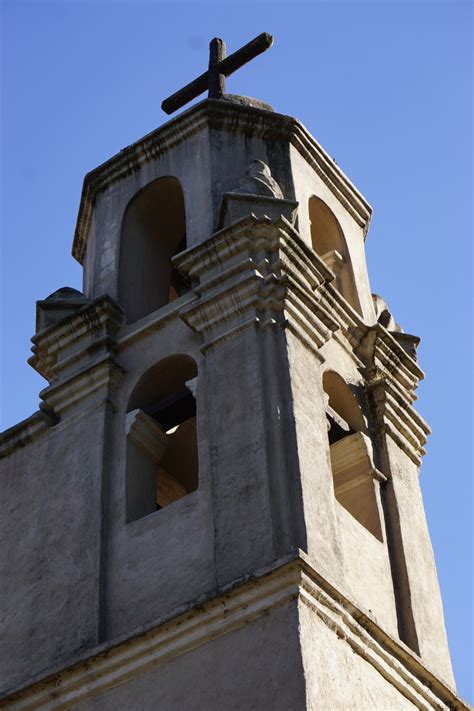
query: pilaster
360 326 454 685
174 213 341 583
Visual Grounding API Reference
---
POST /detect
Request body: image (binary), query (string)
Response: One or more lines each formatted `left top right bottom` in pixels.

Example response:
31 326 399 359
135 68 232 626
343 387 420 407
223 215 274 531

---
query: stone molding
38 358 125 419
2 552 467 711
218 192 298 229
173 212 430 463
126 409 168 463
0 411 51 459
29 296 124 383
114 289 196 351
72 99 372 264
367 375 431 466
175 214 338 356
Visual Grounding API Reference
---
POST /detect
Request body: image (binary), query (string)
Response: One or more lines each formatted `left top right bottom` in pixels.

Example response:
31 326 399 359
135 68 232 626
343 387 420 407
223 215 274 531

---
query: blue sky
1 0 472 701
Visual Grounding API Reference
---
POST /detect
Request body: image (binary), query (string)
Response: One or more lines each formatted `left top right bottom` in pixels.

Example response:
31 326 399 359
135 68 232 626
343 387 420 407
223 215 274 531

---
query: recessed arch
125 355 199 521
322 370 367 438
118 176 188 324
322 370 382 539
308 196 362 315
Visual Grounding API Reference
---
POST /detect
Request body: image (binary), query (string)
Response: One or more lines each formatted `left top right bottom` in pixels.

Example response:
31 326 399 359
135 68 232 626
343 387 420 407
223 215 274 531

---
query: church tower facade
0 81 467 708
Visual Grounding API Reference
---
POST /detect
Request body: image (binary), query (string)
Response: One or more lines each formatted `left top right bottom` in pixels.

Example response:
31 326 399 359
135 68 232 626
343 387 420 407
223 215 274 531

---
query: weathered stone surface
0 96 463 709
1 555 467 711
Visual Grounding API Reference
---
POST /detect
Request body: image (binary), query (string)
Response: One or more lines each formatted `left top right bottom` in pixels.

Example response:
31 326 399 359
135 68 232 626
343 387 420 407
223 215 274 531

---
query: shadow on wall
309 196 362 315
323 370 383 540
118 177 189 324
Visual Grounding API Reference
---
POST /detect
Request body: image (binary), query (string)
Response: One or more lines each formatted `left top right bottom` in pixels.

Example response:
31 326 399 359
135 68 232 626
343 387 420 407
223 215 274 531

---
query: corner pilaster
360 326 454 685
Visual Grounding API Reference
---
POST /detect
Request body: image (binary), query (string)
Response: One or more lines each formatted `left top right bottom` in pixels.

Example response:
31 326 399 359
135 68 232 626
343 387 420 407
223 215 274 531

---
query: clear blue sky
1 0 472 702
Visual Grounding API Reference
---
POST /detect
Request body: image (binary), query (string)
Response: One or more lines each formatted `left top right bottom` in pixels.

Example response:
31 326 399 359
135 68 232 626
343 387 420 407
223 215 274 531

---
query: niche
125 355 198 522
322 371 383 539
118 177 189 324
309 196 362 315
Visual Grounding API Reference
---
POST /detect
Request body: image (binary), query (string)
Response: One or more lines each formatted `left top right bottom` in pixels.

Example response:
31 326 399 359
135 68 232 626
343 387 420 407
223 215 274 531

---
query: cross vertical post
161 32 273 115
208 38 226 99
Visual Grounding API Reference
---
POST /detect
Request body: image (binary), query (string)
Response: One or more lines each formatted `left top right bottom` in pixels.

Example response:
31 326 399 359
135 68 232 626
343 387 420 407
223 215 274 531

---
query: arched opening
322 371 382 539
309 196 361 314
119 177 189 324
125 355 198 522
323 371 367 445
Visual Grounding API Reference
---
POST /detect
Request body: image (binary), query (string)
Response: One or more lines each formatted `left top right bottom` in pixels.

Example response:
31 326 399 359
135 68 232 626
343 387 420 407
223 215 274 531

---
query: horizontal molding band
2 552 466 711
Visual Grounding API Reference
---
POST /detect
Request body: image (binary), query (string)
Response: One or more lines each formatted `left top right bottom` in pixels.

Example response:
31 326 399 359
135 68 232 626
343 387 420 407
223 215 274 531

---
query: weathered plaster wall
73 601 306 711
83 130 213 302
1 100 459 707
384 438 455 685
285 332 345 582
84 125 294 309
103 311 216 639
289 144 375 323
299 600 420 710
0 409 104 694
336 504 399 638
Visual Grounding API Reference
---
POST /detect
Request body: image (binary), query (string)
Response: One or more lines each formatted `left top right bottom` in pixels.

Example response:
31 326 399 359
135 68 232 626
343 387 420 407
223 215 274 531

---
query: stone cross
161 32 273 115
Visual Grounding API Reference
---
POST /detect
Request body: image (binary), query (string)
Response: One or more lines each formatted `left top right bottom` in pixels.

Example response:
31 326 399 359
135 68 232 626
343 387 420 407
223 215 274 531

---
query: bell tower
0 35 467 711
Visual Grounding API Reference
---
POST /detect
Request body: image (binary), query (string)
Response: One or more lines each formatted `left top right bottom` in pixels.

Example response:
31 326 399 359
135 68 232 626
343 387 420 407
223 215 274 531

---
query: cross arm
161 69 210 116
217 32 273 81
161 32 273 115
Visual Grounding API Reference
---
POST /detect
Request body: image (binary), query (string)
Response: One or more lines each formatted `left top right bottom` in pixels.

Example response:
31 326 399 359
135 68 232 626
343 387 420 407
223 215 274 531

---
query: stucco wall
299 601 420 710
73 601 306 711
0 408 105 694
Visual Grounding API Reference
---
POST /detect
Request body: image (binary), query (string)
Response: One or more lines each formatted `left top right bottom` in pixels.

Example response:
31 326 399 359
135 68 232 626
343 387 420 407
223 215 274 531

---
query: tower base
2 552 468 711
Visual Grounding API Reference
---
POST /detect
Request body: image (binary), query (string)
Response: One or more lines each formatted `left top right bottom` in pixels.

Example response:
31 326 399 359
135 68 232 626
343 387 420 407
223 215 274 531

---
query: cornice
357 322 424 401
175 215 338 356
2 551 467 711
367 375 431 466
0 411 51 460
29 296 124 383
39 357 125 418
72 99 372 264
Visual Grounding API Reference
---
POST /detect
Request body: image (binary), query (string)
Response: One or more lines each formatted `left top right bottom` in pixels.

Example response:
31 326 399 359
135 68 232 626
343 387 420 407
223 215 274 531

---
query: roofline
72 98 372 264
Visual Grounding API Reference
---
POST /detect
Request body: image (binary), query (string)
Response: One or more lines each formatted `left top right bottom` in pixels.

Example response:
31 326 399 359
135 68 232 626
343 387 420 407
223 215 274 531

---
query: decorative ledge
1 551 467 711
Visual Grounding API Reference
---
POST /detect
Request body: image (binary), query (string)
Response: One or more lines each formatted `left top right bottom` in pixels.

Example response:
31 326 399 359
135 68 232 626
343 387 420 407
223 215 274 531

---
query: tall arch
322 370 367 441
125 355 199 521
308 196 361 315
118 177 188 324
322 370 382 539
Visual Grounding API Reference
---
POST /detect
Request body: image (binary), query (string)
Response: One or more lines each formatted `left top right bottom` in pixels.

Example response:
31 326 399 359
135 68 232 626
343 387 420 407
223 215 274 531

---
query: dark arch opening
309 196 362 315
126 355 198 521
322 370 366 444
322 370 382 539
119 177 188 324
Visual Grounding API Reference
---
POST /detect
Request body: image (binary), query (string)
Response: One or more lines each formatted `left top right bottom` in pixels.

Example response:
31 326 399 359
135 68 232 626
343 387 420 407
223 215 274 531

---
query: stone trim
29 296 124 383
39 358 125 418
125 409 168 463
357 322 425 400
367 375 431 466
72 99 372 264
176 215 338 356
2 552 467 711
175 213 429 462
0 411 50 459
115 290 197 351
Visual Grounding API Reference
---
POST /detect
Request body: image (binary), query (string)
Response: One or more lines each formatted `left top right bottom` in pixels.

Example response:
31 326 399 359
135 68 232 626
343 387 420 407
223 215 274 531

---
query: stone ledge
0 411 51 459
1 551 468 711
